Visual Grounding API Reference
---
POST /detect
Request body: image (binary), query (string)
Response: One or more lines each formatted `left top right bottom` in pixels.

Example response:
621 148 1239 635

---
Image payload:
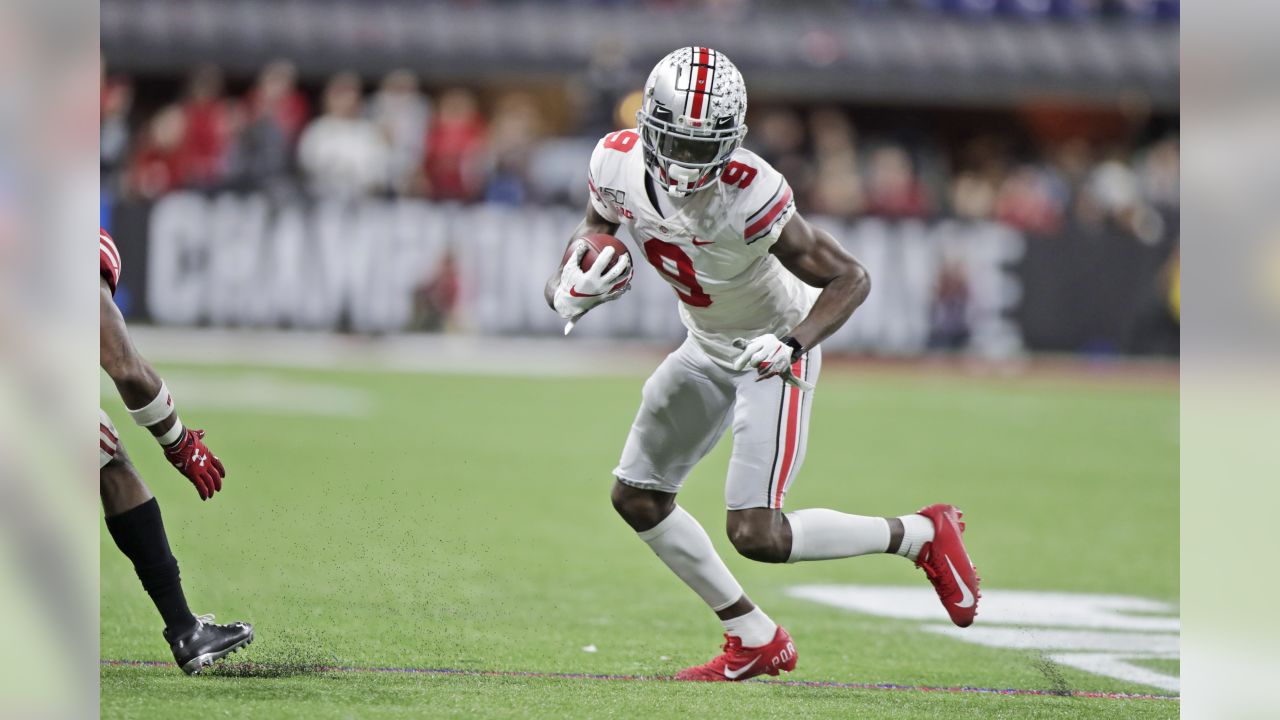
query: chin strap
665 167 699 196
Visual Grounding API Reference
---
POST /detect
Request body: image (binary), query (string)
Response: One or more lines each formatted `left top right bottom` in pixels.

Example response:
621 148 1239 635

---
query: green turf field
100 359 1178 718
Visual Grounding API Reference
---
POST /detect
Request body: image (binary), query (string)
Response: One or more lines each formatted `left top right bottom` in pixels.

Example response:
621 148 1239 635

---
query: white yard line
789 584 1180 693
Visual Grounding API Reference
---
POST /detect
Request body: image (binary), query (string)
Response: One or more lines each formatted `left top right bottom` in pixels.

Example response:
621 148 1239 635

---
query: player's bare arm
731 212 870 387
100 278 226 501
770 212 870 354
100 279 177 439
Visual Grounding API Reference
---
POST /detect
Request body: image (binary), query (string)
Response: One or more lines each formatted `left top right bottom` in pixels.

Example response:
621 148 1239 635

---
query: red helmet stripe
689 47 712 121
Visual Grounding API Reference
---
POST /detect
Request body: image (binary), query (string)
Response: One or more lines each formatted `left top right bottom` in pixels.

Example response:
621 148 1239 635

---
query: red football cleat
674 626 798 682
915 503 981 627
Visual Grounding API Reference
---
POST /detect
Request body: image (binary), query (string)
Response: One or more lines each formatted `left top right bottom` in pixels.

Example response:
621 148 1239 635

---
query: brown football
562 234 633 291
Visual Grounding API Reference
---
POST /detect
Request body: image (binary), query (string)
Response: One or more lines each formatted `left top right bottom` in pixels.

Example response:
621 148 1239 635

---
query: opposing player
99 228 253 674
545 48 980 681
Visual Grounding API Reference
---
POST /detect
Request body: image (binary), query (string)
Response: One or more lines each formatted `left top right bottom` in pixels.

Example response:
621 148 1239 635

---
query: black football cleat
165 613 254 675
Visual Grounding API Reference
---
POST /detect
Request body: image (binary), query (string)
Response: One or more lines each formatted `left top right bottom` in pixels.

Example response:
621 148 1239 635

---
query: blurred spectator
484 93 543 205
100 73 133 183
1048 137 1094 187
369 70 431 196
1137 134 1178 210
225 86 293 194
949 172 997 220
809 108 856 160
753 108 806 165
753 108 811 203
178 65 237 186
810 158 863 219
125 105 191 199
297 72 390 198
413 249 461 331
576 42 633 138
864 145 930 218
927 257 972 351
420 89 488 201
993 165 1064 235
805 110 862 217
243 61 310 143
1081 156 1165 242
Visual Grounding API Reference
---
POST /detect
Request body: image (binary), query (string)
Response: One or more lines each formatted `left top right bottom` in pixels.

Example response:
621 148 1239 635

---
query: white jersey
587 129 818 368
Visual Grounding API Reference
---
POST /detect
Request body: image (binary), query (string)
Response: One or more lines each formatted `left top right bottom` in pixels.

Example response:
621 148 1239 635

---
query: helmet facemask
638 107 745 198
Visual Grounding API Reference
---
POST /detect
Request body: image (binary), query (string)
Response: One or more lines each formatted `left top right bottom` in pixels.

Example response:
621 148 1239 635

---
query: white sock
721 607 778 648
637 505 744 612
785 509 891 562
895 513 935 562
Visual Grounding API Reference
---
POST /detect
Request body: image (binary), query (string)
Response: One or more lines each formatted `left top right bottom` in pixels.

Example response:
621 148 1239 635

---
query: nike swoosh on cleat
723 657 759 680
568 287 601 298
947 555 976 609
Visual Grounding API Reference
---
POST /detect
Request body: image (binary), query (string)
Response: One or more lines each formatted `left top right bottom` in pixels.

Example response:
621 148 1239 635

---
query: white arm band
127 381 175 427
157 418 185 446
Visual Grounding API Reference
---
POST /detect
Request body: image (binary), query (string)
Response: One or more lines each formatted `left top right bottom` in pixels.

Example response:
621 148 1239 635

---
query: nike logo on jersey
723 657 759 680
568 287 601 298
691 237 714 246
947 555 976 608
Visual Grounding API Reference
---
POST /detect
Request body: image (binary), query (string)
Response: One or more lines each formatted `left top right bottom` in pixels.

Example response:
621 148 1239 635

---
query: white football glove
732 335 815 391
554 239 632 334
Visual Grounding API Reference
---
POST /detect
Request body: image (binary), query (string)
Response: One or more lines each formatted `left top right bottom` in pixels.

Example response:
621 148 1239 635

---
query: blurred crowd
814 0 1176 22
481 0 1178 23
101 62 1178 244
754 108 1178 243
101 63 525 204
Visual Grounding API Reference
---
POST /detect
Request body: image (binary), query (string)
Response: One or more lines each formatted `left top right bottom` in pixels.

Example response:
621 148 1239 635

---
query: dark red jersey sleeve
100 228 122 294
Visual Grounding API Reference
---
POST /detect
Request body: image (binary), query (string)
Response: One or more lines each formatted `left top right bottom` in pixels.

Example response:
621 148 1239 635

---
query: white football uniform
587 130 822 509
587 130 818 369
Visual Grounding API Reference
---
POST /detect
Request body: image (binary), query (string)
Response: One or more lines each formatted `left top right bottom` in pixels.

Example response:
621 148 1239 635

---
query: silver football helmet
637 47 748 197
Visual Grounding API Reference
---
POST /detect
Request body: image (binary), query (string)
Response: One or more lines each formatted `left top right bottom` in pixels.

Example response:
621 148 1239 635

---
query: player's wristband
779 336 805 362
157 419 185 447
127 381 175 427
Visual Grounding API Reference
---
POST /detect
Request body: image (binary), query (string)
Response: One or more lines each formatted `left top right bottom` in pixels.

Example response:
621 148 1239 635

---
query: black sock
105 498 197 635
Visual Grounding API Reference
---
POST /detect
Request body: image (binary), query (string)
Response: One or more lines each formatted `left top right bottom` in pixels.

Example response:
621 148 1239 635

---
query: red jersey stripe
744 186 794 240
100 228 122 292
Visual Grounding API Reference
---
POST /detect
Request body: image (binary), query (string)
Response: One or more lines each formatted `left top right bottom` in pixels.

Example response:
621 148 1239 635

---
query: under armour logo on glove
163 428 226 501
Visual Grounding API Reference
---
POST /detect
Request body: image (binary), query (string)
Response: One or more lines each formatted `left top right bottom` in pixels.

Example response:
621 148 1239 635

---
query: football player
546 48 980 681
99 228 253 674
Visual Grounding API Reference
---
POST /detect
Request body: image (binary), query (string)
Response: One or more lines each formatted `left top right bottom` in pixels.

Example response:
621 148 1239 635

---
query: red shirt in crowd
180 98 236 183
422 116 488 201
